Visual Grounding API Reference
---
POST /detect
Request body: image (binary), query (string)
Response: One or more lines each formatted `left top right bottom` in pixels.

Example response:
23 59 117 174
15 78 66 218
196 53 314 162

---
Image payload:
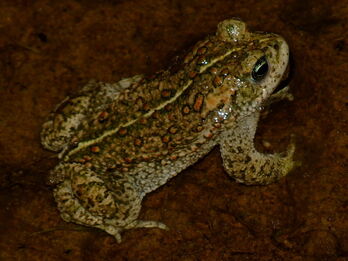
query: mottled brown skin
41 19 295 242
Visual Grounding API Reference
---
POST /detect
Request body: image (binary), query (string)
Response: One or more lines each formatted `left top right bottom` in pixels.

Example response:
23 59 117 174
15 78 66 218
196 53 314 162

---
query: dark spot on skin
260 163 267 174
238 168 246 180
245 155 251 163
87 198 95 207
236 146 243 153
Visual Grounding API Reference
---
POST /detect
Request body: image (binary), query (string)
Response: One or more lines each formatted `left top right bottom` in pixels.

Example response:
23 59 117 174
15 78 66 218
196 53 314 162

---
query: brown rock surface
0 0 347 260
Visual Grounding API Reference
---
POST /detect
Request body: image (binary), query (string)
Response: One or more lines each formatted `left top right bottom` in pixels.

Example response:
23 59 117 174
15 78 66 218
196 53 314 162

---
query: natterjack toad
41 19 295 242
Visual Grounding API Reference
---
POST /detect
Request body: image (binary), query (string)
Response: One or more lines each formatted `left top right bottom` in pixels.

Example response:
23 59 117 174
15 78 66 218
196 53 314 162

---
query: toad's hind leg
41 75 143 152
219 112 295 185
53 163 167 243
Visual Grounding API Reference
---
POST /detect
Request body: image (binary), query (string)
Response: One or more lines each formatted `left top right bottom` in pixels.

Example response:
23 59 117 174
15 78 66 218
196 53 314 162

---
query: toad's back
64 36 246 178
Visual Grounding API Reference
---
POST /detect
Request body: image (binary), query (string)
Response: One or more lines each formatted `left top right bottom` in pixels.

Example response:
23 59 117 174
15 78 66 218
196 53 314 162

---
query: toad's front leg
219 112 295 185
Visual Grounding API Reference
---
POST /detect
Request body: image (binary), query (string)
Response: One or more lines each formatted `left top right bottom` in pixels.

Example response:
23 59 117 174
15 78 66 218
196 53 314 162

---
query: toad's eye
251 56 268 81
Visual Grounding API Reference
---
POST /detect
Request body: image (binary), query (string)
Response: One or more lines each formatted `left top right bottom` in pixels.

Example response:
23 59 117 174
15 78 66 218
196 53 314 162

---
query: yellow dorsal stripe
66 46 242 158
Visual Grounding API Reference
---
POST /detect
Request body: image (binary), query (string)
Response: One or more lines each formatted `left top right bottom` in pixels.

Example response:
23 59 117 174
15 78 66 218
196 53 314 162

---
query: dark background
0 0 347 260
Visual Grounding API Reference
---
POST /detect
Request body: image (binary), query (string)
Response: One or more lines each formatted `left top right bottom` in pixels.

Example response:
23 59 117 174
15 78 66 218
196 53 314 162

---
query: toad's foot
127 220 169 230
100 220 168 243
100 225 123 243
